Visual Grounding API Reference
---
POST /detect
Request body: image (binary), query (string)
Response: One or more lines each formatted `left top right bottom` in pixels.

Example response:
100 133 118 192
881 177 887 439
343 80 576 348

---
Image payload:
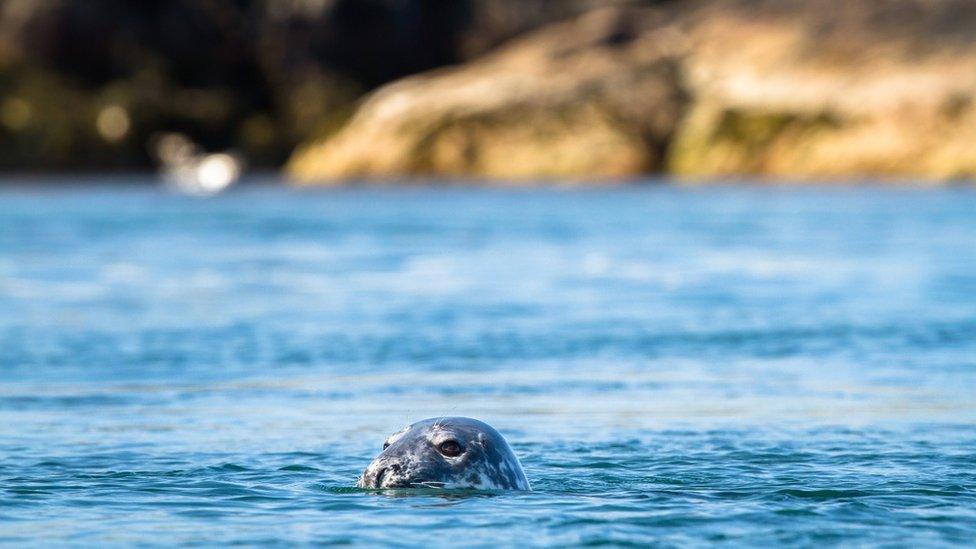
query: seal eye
438 440 462 457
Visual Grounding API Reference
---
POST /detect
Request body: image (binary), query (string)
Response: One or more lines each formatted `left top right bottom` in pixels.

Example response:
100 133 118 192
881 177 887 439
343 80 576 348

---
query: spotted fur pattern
357 417 530 491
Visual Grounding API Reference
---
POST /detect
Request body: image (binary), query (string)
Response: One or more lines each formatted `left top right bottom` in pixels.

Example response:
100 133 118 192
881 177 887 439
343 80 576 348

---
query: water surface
1 181 975 545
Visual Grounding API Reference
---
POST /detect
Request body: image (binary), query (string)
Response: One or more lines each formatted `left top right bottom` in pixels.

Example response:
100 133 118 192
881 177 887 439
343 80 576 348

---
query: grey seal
357 417 530 490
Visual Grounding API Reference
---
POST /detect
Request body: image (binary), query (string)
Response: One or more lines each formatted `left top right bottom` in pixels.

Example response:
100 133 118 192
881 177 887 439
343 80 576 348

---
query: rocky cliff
289 8 687 181
289 0 976 183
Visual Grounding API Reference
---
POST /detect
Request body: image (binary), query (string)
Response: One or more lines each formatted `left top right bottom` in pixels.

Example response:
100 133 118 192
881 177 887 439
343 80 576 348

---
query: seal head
357 417 530 490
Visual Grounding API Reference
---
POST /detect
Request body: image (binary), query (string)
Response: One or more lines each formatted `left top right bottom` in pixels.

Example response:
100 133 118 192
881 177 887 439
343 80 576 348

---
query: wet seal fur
357 417 530 490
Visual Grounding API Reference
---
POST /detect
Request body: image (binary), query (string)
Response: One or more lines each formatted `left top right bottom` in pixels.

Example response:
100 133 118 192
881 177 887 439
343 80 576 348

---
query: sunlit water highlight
1 181 975 545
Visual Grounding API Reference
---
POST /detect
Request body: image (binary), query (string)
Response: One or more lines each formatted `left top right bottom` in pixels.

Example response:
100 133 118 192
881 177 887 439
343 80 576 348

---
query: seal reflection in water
358 417 530 490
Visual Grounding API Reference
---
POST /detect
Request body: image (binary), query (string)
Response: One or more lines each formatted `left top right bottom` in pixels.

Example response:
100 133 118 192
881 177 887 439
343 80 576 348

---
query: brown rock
287 7 689 183
669 0 976 181
290 0 976 183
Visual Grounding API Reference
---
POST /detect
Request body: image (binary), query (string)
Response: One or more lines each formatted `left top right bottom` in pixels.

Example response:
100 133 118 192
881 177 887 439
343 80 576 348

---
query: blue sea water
1 180 975 546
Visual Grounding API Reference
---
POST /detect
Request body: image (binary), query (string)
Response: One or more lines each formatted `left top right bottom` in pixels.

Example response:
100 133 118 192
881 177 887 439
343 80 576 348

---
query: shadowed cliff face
0 0 614 171
289 0 976 183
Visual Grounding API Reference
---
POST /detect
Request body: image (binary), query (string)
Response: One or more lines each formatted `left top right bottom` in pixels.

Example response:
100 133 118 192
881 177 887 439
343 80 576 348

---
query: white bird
152 132 243 196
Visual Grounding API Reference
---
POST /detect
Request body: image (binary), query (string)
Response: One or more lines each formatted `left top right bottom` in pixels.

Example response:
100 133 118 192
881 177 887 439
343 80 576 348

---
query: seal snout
372 463 402 487
359 458 407 489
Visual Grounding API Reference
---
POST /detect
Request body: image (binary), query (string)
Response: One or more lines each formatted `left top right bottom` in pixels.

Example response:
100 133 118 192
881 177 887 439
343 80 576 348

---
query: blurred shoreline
1 173 973 191
4 1 976 185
